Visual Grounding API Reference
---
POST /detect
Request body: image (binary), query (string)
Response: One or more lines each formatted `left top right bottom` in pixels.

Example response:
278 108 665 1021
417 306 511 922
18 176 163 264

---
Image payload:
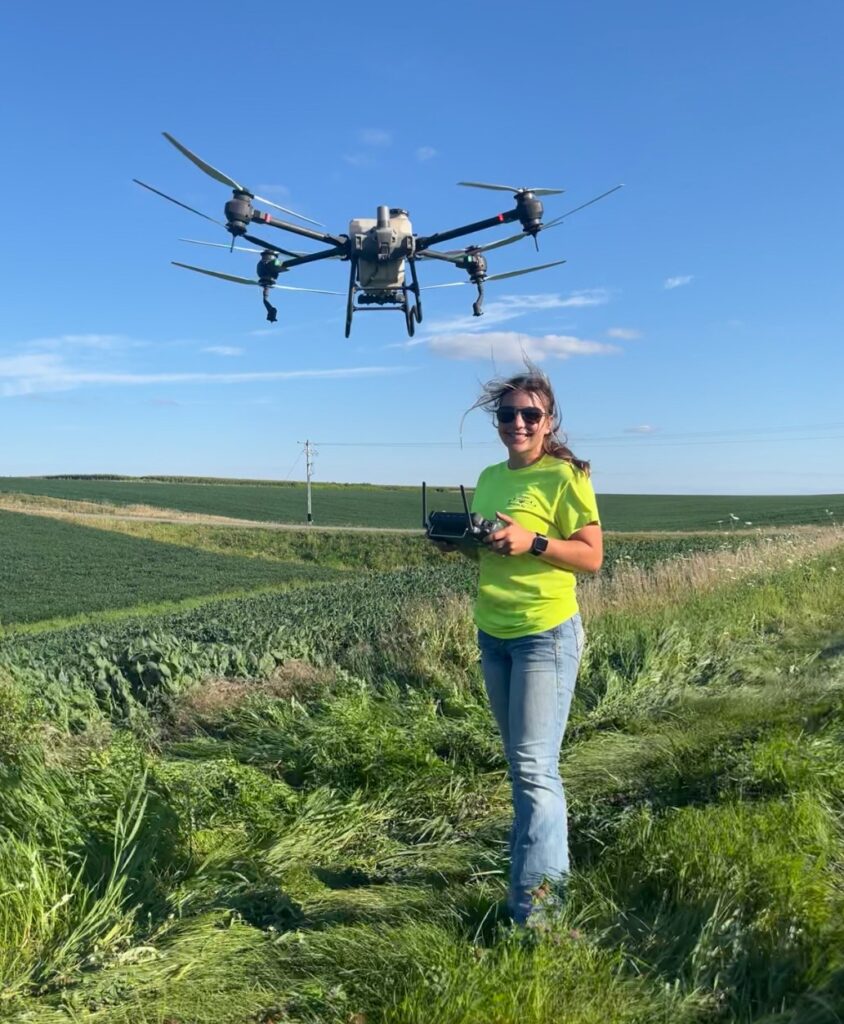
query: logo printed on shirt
506 492 544 515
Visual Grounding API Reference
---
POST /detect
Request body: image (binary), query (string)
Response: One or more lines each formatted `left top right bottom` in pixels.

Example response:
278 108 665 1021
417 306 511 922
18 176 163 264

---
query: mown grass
1 475 842 530
1 536 843 1022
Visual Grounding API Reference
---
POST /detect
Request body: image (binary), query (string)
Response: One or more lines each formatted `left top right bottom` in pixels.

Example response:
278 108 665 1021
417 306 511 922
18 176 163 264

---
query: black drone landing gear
408 257 424 325
472 278 486 317
262 285 278 323
344 256 424 339
344 260 356 338
404 301 420 337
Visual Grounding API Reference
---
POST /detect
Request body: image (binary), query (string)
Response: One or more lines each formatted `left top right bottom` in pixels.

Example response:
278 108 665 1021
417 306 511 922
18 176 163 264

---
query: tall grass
0 538 842 1021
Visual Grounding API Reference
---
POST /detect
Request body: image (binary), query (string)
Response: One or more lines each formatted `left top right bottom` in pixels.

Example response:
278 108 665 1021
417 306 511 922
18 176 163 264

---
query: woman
438 368 602 925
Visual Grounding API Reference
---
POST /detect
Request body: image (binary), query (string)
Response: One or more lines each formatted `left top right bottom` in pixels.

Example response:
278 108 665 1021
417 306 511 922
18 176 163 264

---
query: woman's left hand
486 512 535 556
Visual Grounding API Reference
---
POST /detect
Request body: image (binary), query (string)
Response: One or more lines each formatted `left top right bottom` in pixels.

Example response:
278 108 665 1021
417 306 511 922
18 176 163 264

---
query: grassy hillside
1 476 842 530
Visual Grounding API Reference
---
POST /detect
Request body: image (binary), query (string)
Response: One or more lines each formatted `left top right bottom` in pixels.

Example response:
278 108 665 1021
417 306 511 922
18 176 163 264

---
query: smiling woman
433 364 602 926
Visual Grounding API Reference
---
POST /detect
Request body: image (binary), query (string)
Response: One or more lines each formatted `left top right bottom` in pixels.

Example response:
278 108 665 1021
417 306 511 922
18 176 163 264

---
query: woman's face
496 389 550 465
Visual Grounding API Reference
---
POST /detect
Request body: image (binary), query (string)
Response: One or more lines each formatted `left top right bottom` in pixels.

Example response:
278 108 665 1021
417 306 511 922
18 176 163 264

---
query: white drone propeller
422 259 567 289
171 262 342 295
179 238 310 257
457 181 565 197
163 132 325 227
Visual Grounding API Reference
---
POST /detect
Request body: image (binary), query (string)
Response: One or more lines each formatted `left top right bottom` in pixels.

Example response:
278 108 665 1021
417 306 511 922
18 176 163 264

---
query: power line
280 449 304 481
312 429 844 450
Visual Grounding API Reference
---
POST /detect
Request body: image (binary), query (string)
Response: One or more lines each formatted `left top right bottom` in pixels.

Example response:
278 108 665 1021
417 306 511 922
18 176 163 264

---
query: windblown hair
466 364 591 474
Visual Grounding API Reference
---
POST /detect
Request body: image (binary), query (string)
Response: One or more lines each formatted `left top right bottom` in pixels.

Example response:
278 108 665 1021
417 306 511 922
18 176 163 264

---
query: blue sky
1 1 842 494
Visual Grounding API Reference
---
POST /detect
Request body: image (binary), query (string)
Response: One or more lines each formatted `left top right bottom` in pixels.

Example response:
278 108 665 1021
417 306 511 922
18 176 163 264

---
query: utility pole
300 439 315 525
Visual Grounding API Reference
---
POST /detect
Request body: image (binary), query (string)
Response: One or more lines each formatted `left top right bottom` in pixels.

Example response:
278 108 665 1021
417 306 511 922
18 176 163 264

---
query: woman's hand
486 512 534 556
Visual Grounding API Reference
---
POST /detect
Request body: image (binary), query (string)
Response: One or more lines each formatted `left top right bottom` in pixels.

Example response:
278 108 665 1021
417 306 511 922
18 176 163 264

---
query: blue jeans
478 614 584 924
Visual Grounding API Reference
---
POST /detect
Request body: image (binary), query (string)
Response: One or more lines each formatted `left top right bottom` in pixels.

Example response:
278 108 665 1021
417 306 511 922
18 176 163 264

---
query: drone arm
241 233 302 259
252 210 345 247
416 209 521 252
416 248 460 263
279 246 346 270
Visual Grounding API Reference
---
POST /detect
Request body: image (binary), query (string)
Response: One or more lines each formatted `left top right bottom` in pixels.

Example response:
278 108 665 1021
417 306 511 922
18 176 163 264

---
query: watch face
531 534 549 555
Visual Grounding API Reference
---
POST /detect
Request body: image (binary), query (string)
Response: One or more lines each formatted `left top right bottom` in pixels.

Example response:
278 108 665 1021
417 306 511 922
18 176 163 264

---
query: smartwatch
530 533 549 556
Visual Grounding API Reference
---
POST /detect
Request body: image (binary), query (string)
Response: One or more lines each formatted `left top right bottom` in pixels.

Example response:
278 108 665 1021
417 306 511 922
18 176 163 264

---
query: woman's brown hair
466 365 590 474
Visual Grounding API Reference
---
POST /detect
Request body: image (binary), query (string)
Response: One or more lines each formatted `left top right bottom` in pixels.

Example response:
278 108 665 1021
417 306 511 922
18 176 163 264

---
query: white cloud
343 152 375 168
26 334 134 351
0 355 412 398
254 183 291 199
625 424 658 434
202 346 243 357
423 290 610 334
359 128 392 147
422 331 621 362
664 275 694 289
606 327 642 340
416 146 437 161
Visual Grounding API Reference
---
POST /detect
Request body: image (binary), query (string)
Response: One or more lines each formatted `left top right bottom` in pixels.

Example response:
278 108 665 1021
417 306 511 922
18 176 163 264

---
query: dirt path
0 497 419 534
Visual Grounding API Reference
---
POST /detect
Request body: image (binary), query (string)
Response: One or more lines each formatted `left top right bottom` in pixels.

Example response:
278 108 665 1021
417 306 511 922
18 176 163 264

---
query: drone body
135 134 622 337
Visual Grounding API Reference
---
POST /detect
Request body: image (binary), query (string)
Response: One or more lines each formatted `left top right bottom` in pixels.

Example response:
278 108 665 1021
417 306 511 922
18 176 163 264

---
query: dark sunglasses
496 405 544 425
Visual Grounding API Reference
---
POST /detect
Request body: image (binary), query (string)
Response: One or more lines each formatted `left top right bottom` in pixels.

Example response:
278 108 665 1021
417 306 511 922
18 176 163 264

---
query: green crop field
1 505 766 631
1 475 842 530
0 510 342 627
1 528 843 1022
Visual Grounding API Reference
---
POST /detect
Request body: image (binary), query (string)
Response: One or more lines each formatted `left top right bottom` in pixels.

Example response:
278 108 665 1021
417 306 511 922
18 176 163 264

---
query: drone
134 133 622 337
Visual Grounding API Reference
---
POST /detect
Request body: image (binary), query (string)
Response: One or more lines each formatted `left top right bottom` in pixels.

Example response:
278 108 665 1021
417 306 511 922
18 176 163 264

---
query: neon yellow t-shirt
471 455 601 639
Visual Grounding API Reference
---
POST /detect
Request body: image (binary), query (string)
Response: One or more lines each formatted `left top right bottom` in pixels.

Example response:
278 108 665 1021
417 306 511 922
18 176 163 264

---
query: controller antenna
460 485 472 530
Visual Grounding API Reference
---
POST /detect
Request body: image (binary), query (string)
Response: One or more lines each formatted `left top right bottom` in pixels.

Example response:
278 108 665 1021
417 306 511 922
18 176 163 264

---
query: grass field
0 510 342 626
1 475 842 530
1 527 843 1022
0 532 839 1019
2 496 844 1022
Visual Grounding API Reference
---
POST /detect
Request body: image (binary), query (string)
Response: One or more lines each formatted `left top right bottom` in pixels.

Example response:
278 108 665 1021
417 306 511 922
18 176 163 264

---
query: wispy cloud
664 275 694 289
422 290 610 335
0 354 412 398
420 331 621 362
254 183 291 199
26 333 136 351
359 128 392 147
416 146 437 161
202 346 243 357
606 327 642 340
343 152 375 168
625 424 658 434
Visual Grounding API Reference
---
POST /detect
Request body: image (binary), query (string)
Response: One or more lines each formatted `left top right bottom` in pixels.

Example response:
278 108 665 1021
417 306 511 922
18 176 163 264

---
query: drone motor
223 193 255 236
515 191 545 235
